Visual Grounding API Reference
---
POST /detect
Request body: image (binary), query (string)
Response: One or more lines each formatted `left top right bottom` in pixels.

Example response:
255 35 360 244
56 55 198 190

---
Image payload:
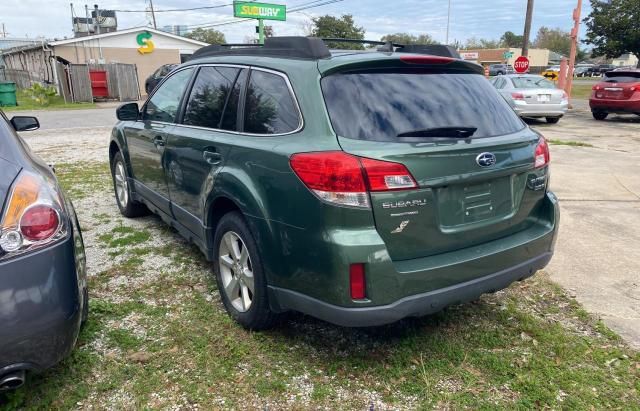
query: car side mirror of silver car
116 102 140 121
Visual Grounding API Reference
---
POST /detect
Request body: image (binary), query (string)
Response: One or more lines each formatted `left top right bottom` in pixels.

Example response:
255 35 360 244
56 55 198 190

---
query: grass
1 161 638 409
2 89 95 111
548 139 594 147
570 83 593 100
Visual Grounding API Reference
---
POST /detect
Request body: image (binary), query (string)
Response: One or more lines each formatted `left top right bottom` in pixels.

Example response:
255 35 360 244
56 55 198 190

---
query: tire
110 151 149 217
213 211 277 330
592 111 608 121
546 117 560 124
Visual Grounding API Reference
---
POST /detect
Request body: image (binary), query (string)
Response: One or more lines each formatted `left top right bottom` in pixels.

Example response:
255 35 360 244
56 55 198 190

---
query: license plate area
437 177 514 227
537 94 551 103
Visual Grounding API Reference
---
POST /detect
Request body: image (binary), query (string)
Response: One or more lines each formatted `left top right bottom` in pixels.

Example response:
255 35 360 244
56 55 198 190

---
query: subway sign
233 1 286 21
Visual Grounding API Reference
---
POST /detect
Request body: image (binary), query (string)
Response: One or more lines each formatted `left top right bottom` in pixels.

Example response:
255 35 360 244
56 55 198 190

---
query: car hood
0 156 21 209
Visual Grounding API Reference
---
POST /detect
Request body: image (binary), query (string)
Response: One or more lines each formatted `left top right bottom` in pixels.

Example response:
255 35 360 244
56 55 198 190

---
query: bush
24 83 57 106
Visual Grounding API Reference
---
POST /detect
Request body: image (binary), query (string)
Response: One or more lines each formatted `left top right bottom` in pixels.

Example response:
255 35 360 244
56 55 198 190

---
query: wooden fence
60 62 140 103
0 68 36 89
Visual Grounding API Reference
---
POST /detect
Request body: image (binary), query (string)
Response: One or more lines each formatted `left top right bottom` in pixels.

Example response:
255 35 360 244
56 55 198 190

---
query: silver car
490 74 569 123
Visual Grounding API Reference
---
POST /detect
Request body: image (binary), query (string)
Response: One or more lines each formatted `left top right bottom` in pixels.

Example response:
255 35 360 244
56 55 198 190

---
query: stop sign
514 56 530 73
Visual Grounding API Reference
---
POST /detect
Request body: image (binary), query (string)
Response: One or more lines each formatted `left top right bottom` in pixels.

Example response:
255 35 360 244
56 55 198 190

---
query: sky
0 0 593 44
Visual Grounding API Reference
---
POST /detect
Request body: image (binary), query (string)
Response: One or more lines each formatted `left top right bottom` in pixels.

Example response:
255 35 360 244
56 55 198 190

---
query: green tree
583 0 640 66
310 14 365 49
464 37 501 49
533 27 571 56
184 28 226 45
500 31 525 48
380 33 436 45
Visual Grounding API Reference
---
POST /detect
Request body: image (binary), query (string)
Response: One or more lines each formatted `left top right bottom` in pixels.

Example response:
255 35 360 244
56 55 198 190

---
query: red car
589 69 640 120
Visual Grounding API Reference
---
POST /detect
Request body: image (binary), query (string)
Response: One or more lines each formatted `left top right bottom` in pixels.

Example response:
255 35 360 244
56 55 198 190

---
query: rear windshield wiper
397 127 478 139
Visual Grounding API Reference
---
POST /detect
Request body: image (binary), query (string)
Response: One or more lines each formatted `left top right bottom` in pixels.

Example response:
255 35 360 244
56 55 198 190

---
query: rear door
166 65 246 237
321 68 546 261
600 71 640 100
126 67 195 215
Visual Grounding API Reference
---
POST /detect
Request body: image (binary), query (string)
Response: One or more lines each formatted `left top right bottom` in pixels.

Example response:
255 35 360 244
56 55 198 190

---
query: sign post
233 1 286 44
514 56 530 73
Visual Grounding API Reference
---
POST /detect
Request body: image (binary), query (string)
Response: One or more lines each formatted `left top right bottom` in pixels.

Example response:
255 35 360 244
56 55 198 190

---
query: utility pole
1 23 7 38
148 0 157 29
565 0 582 99
445 0 451 45
522 0 534 57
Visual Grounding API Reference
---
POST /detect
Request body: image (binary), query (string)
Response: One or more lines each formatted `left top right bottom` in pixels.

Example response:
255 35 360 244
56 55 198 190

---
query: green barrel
0 82 18 107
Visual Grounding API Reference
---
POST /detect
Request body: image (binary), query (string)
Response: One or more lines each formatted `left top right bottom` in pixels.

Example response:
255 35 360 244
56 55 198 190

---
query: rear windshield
604 72 640 83
321 69 524 141
511 76 555 89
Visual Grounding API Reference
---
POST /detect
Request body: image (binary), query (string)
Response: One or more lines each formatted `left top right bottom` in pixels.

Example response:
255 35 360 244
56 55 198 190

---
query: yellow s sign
137 31 155 54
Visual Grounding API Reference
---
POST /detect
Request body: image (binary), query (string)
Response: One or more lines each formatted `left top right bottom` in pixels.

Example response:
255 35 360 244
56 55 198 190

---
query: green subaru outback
109 37 559 329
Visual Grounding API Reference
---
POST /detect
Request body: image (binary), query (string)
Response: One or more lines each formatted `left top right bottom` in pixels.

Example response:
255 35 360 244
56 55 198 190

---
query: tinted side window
144 68 194 123
244 70 299 134
220 69 247 131
183 66 240 129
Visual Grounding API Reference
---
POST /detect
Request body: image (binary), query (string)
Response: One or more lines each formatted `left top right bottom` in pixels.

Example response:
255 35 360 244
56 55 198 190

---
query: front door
165 66 246 238
127 67 195 215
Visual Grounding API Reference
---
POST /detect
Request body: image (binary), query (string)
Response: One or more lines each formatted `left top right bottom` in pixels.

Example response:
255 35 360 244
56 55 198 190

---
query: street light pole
445 0 451 45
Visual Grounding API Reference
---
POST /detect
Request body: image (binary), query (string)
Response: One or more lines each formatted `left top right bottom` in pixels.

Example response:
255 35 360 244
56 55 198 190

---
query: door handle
153 136 165 147
203 150 222 165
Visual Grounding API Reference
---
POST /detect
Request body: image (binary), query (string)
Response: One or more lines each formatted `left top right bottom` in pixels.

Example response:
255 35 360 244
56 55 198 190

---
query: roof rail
188 36 461 61
190 36 331 60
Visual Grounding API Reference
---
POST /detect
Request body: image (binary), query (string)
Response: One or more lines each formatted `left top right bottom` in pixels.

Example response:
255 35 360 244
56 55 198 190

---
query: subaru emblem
476 152 496 167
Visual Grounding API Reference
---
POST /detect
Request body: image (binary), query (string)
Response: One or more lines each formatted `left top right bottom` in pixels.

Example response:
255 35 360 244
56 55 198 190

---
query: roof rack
189 36 461 61
190 36 331 60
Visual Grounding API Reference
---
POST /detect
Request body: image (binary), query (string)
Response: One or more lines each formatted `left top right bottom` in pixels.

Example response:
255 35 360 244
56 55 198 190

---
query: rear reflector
534 137 550 168
511 92 525 100
400 55 454 65
349 263 366 300
290 152 418 208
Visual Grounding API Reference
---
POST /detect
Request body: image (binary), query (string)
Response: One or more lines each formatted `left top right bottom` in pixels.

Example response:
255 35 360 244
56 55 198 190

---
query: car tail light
534 137 550 168
349 263 366 300
592 85 601 91
0 171 67 259
511 92 525 100
400 55 454 65
359 158 417 192
290 152 418 208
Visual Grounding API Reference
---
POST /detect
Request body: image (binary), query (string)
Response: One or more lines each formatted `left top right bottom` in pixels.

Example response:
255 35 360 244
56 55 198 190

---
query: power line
112 3 233 13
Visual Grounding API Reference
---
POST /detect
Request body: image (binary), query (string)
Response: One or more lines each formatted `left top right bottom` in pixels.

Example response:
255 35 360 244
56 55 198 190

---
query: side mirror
116 102 140 121
11 116 40 131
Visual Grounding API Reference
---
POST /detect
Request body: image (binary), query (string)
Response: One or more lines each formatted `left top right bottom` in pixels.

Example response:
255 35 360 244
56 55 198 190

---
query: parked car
574 66 592 77
491 74 568 123
109 37 558 330
587 64 616 77
589 69 640 120
545 65 561 73
489 63 515 75
0 110 87 390
144 64 178 95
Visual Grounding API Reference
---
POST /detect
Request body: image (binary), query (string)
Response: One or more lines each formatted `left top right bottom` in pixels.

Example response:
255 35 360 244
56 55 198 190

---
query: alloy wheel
218 231 255 312
114 161 129 208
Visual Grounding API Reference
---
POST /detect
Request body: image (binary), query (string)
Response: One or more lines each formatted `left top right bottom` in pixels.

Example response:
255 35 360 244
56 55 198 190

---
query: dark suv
109 37 559 329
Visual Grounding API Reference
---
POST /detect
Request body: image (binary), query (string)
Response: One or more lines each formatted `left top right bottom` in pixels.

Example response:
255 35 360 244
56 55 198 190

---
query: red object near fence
89 70 108 98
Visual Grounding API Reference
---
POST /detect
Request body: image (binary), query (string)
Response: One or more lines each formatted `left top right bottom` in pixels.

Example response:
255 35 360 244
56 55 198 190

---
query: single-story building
611 53 639 68
1 27 208 96
459 48 559 70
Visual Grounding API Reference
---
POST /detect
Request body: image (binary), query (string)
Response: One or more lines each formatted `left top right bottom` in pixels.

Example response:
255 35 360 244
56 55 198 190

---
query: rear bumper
270 191 559 327
589 98 640 113
0 232 82 373
514 102 568 118
271 251 551 327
